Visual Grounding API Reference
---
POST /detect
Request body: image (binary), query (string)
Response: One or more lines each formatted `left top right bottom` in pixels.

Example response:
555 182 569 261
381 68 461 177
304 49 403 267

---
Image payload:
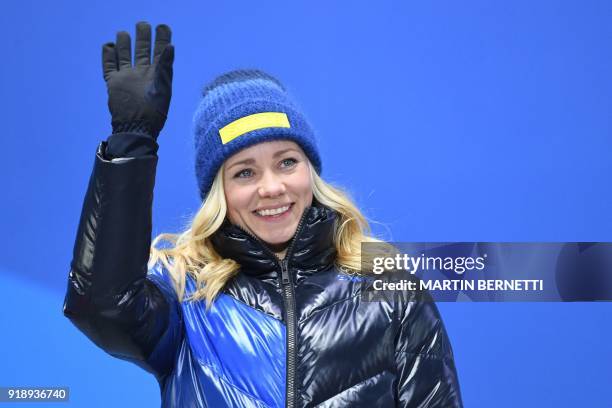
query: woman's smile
254 203 293 218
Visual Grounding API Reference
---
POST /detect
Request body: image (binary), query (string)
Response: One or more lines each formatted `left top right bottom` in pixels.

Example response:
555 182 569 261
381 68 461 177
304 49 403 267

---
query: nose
258 171 286 198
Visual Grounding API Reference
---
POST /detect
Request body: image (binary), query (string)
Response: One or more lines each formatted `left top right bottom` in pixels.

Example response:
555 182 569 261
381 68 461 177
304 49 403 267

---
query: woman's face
223 140 313 247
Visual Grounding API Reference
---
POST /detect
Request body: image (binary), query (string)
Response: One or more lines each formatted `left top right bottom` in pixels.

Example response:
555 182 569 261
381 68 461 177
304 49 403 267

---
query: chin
250 223 297 246
256 231 294 246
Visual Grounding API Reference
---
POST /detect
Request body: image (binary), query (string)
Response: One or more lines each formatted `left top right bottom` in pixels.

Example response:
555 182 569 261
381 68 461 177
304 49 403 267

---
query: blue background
1 0 611 406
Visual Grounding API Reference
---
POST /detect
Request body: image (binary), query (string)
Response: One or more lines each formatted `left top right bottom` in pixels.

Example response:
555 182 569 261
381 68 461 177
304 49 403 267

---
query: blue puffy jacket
63 143 463 407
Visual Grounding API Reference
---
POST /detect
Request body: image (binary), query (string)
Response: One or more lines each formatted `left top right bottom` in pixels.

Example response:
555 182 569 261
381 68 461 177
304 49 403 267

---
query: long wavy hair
149 160 382 306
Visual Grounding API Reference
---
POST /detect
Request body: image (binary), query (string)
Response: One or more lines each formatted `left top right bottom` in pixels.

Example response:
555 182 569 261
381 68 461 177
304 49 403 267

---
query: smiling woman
63 21 463 408
223 141 314 250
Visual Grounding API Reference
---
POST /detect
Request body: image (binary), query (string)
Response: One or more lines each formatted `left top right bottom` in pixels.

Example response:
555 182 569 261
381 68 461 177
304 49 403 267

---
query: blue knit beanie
193 69 322 200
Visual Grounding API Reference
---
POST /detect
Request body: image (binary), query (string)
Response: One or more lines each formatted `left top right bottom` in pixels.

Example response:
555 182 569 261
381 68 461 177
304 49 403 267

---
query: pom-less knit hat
193 69 322 200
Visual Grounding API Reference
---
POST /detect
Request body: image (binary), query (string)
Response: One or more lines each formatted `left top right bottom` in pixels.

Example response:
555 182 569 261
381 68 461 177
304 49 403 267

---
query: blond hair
149 162 382 306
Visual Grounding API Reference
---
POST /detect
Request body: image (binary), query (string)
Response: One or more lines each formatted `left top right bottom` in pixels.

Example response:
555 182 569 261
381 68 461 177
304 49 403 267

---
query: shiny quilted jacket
63 143 463 407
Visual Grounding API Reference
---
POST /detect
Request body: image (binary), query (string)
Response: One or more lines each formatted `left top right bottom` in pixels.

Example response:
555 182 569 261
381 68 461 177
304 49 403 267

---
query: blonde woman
63 22 463 408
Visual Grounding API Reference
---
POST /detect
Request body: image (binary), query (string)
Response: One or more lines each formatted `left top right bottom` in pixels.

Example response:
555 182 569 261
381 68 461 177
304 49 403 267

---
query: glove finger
134 21 151 66
153 24 172 65
158 44 174 73
102 42 117 81
155 44 174 90
116 31 132 69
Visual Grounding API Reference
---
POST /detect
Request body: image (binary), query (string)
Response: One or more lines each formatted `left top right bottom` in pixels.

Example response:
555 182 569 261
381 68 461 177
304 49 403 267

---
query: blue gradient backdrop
1 0 611 406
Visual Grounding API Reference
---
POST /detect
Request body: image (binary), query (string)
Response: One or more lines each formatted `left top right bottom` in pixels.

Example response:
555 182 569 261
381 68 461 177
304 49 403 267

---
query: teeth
256 205 290 217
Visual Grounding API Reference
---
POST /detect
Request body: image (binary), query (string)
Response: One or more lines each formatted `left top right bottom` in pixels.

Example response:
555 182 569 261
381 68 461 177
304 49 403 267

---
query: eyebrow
226 148 301 170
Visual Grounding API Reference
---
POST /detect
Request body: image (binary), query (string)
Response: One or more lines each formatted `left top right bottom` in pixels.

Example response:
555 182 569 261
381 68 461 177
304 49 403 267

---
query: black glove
102 22 174 140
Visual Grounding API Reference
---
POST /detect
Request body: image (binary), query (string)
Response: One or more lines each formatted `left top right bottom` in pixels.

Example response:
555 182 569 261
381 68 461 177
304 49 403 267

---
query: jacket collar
210 204 338 279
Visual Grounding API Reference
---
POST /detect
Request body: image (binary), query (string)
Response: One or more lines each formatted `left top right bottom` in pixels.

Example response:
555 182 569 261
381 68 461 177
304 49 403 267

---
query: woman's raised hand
102 22 174 140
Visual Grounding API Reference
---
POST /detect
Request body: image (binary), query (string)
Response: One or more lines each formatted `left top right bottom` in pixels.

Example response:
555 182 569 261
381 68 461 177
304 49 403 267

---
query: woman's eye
234 169 253 179
280 158 298 168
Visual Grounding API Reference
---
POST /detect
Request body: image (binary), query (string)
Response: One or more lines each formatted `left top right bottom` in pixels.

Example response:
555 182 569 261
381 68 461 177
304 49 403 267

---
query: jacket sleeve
63 141 183 381
395 291 463 407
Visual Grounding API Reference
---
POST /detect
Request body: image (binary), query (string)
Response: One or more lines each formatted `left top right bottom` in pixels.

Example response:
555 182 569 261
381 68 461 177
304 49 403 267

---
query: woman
63 22 463 408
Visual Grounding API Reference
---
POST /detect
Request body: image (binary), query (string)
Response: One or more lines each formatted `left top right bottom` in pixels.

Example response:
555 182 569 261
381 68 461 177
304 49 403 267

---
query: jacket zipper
280 258 297 408
232 209 310 408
